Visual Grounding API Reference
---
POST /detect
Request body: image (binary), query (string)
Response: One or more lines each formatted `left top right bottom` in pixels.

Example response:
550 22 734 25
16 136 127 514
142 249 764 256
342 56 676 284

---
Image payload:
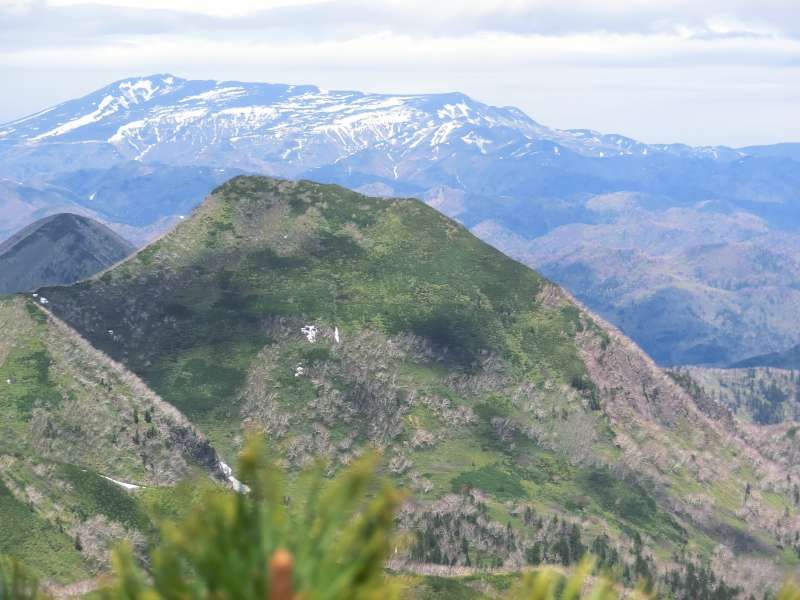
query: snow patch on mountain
32 95 118 141
181 86 247 103
461 131 491 154
219 460 248 493
438 102 471 119
101 475 141 490
119 79 157 104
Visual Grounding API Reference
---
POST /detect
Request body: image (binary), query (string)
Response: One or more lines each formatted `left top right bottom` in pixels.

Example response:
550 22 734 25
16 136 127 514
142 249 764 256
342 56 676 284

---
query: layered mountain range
2 74 800 367
0 74 740 173
0 176 792 594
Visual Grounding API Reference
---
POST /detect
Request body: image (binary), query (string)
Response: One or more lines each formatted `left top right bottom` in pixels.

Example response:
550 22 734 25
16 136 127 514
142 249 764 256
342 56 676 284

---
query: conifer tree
107 435 404 600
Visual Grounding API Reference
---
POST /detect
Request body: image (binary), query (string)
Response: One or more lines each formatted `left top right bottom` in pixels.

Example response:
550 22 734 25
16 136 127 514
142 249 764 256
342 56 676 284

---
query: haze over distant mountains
2 74 800 365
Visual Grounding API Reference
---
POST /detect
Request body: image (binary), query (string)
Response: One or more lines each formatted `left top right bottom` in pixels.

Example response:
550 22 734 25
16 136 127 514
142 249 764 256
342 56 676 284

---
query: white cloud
5 26 798 71
15 0 325 17
0 0 798 146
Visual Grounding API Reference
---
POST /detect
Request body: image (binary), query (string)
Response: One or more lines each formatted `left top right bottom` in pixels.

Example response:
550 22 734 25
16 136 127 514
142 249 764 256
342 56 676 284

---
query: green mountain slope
0 213 135 294
0 295 222 581
39 177 800 592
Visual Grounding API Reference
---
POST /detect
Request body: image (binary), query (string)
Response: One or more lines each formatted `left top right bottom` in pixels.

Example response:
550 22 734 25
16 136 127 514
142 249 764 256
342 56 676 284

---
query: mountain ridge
731 345 800 370
0 293 231 581
0 213 135 294
3 74 800 367
35 175 800 592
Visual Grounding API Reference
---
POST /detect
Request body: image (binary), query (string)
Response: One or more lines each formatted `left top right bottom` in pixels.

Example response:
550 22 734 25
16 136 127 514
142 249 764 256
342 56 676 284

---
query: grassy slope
0 455 156 582
44 177 591 456
399 572 523 599
0 295 219 582
0 476 88 583
39 177 800 587
0 296 211 484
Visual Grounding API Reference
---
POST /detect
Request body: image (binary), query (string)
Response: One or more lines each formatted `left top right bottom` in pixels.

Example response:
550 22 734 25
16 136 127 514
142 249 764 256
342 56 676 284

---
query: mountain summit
0 213 135 294
39 176 800 592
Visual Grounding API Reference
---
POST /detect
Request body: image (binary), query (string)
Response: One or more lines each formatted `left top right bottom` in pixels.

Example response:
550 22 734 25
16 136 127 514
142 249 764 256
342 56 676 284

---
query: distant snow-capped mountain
0 74 742 180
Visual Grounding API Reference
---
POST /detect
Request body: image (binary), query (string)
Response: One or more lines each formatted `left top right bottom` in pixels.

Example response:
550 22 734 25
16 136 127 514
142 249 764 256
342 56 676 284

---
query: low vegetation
0 296 219 581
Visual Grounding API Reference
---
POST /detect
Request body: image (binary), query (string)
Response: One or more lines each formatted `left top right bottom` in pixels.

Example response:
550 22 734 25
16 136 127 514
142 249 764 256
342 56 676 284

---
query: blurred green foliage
0 557 46 600
106 435 404 600
2 437 800 599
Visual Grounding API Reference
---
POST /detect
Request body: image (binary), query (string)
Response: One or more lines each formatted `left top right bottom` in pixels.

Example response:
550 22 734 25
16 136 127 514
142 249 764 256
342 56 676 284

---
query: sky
1 0 799 147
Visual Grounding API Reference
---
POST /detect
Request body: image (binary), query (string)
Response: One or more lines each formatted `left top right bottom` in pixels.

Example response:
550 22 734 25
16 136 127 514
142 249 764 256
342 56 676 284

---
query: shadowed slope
0 213 135 294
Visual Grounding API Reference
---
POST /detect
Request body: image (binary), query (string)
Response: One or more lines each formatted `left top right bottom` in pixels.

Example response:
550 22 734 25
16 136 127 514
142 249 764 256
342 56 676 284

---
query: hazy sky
1 0 799 147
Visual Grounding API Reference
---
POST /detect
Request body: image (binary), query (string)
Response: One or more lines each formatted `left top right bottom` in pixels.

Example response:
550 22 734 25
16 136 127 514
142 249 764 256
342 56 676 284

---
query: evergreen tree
107 435 404 600
525 543 542 566
568 524 585 562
